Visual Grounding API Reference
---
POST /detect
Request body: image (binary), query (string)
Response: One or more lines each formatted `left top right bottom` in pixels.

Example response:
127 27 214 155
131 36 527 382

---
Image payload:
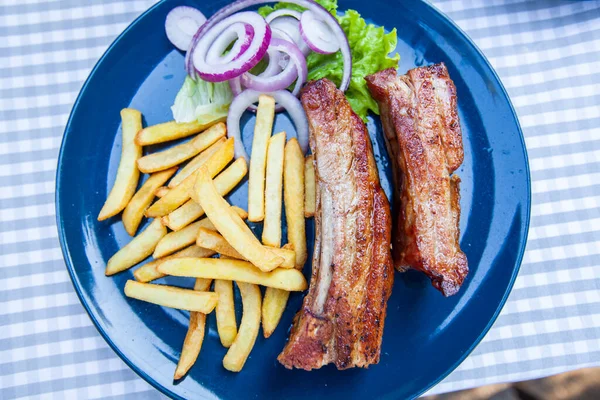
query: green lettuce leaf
171 76 233 123
259 0 399 120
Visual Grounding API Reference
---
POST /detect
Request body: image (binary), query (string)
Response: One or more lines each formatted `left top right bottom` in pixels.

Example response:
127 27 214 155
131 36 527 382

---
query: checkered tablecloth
1 0 599 398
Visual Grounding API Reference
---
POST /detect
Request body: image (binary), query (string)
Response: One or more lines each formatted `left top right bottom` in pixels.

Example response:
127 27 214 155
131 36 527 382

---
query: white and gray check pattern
1 0 599 398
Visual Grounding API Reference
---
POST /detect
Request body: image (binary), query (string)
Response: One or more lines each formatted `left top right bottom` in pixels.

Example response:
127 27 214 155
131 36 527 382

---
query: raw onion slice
265 9 302 22
299 10 339 54
227 89 309 160
269 16 311 56
206 23 254 65
241 38 307 95
192 12 271 82
165 6 207 51
187 0 351 92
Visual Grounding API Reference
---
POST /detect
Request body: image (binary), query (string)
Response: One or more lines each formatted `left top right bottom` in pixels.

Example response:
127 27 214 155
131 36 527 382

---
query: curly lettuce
259 0 399 120
171 76 232 123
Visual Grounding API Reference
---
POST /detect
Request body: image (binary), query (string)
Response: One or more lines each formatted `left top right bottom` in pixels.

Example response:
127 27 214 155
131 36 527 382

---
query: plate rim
55 0 532 399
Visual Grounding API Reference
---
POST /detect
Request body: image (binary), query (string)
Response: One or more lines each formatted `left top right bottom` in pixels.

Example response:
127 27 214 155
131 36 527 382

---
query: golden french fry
122 167 178 236
196 227 244 259
262 131 286 247
248 95 275 222
154 218 215 259
124 280 217 312
284 138 307 269
262 288 290 338
106 219 166 276
137 123 226 173
169 137 226 188
194 166 283 271
222 282 260 372
165 158 248 231
174 278 213 380
261 243 295 337
158 258 307 291
98 109 143 221
196 228 295 268
153 207 247 258
304 155 316 218
154 186 170 198
214 280 238 348
134 245 216 283
145 138 234 218
135 116 225 146
161 200 202 231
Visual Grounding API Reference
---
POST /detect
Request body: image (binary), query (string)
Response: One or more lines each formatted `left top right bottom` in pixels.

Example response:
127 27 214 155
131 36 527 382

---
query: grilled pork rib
278 79 394 370
365 64 468 297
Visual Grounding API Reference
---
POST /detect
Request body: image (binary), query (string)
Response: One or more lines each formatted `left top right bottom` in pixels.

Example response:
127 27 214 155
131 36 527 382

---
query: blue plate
56 0 531 398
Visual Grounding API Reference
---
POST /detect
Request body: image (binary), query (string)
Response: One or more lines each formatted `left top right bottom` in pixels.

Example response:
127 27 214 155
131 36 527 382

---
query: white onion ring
299 10 340 54
192 12 271 82
165 6 206 51
227 89 309 160
206 23 254 65
269 16 311 56
241 38 307 95
265 9 302 22
260 51 284 78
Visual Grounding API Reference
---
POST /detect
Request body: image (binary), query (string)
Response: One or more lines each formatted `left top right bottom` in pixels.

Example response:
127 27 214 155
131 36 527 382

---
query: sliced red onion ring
265 9 302 22
257 50 284 79
187 0 351 92
229 77 243 96
271 27 296 45
227 89 309 160
241 38 307 95
206 23 254 65
269 16 311 56
299 10 339 54
165 6 206 51
192 12 271 82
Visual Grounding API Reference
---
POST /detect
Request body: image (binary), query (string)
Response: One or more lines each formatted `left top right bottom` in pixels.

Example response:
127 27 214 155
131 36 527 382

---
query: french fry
262 243 295 337
145 137 234 218
164 158 248 231
214 280 238 348
196 227 244 259
153 207 247 258
154 218 216 259
174 278 213 380
161 200 202 231
106 219 166 276
134 245 216 283
194 165 283 271
284 138 307 269
262 131 286 247
168 137 226 188
154 186 170 198
122 167 178 236
248 95 275 222
135 116 225 146
98 108 143 221
124 280 217 313
262 288 290 338
304 155 316 218
222 282 261 372
158 258 307 291
137 123 226 173
196 228 295 268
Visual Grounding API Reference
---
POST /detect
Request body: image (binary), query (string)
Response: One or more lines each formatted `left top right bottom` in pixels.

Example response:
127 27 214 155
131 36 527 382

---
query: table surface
1 0 599 398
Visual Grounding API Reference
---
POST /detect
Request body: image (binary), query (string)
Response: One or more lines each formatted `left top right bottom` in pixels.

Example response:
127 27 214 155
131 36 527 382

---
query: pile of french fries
98 97 316 379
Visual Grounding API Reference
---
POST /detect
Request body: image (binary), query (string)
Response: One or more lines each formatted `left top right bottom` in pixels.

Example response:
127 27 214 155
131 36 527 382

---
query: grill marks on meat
278 79 394 370
366 64 468 297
